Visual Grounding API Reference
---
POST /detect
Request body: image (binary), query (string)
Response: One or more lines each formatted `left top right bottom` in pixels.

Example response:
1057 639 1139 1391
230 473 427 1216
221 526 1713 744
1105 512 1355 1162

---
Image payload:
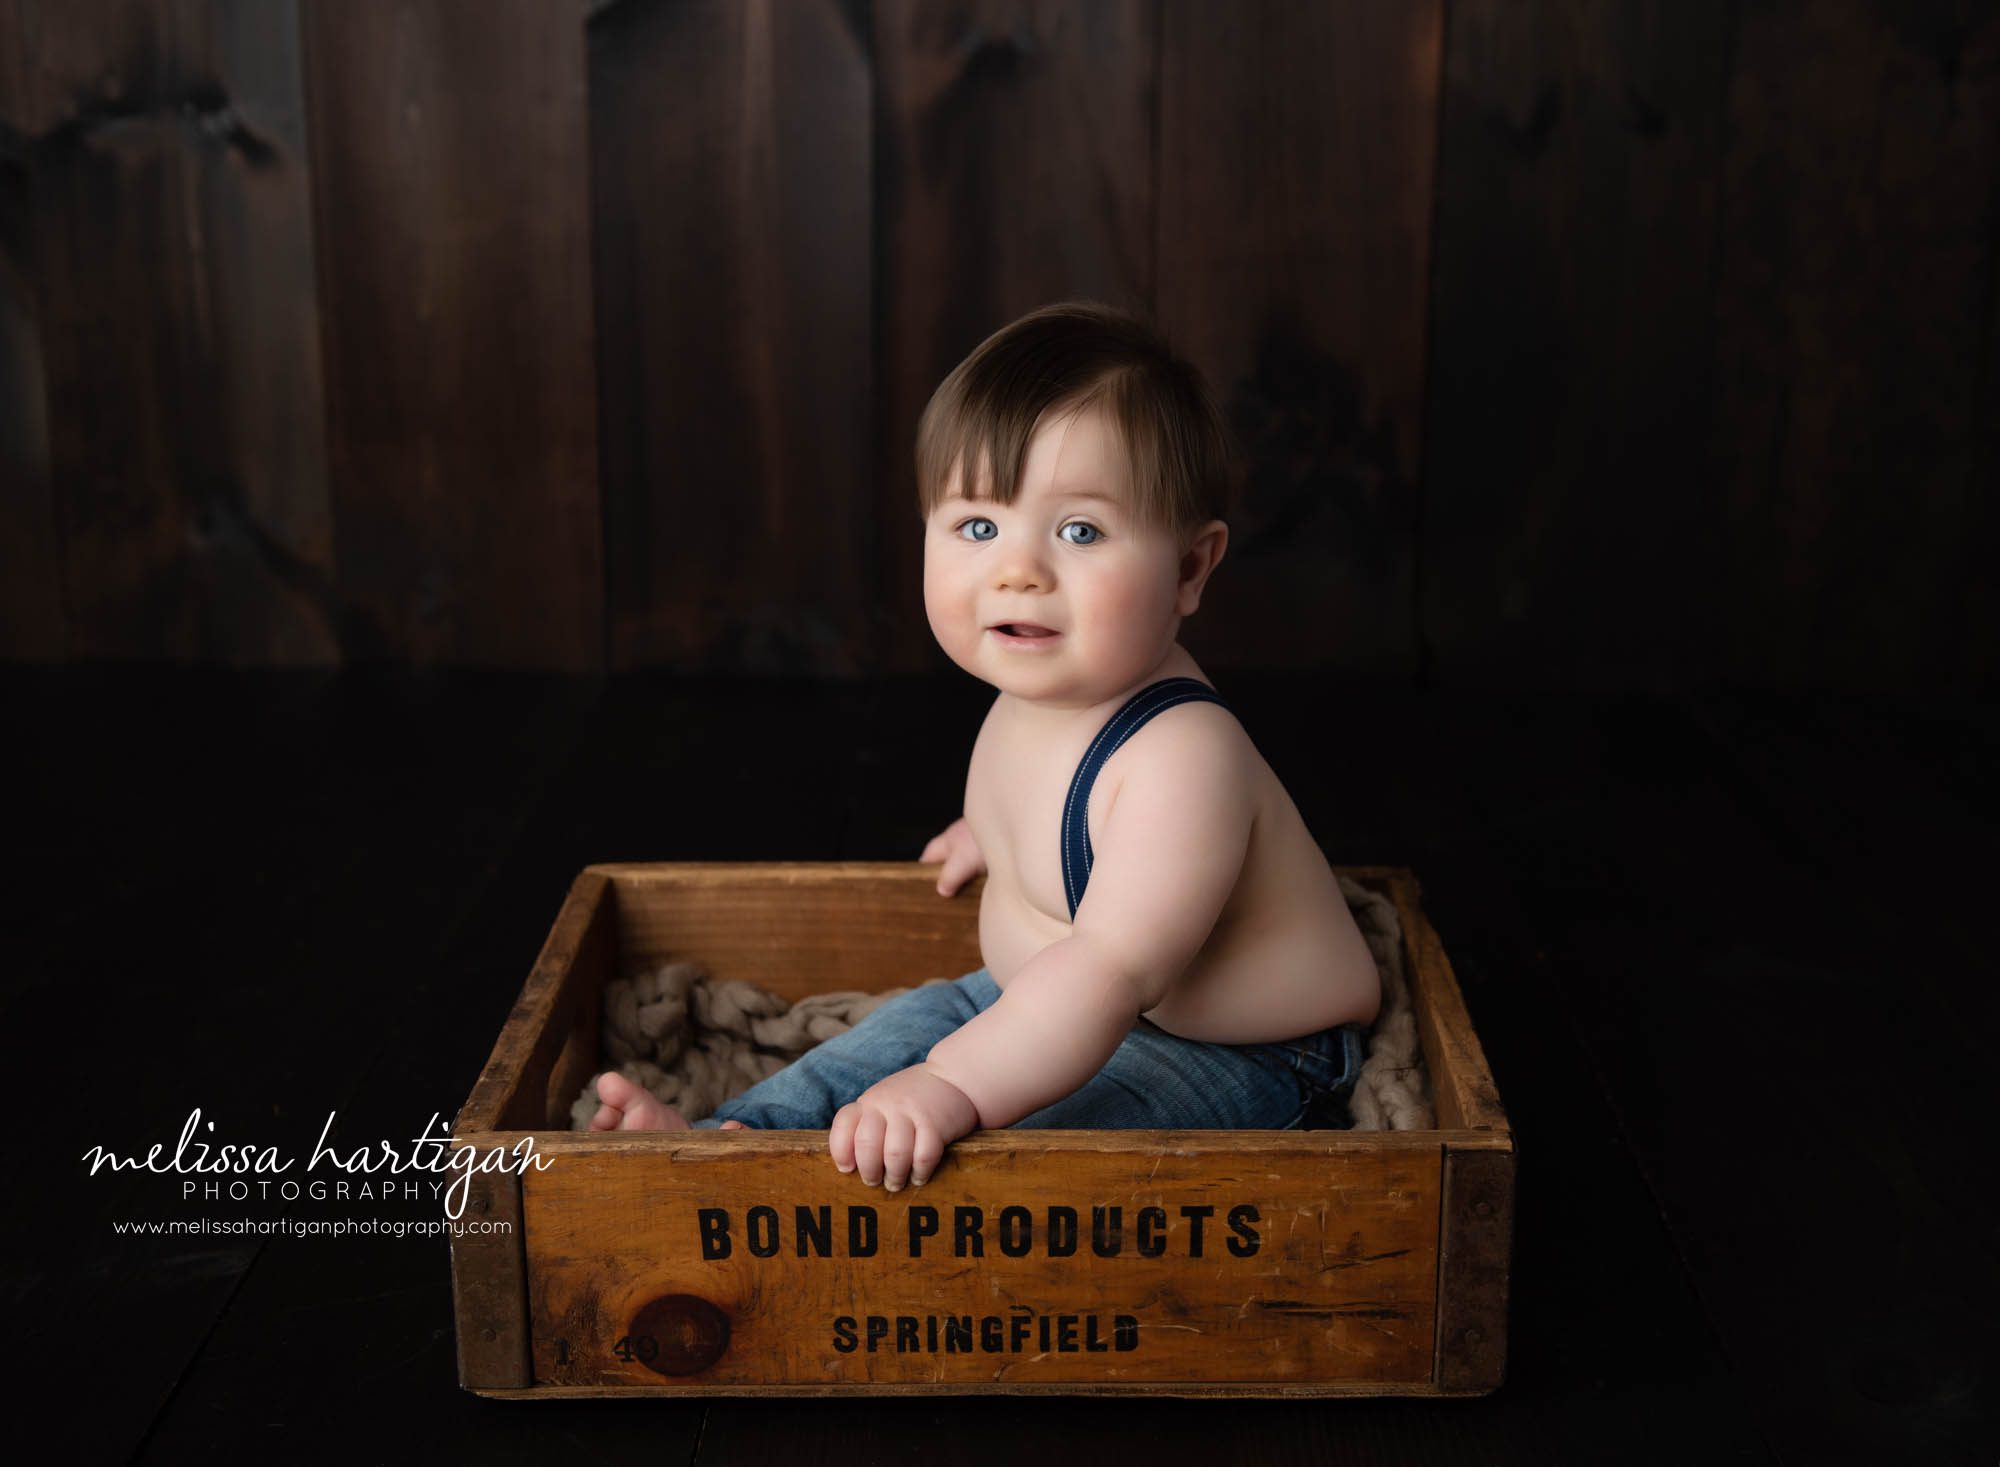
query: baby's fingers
939 848 985 896
828 1103 859 1174
879 1114 918 1192
849 1110 887 1187
908 1122 944 1188
920 833 950 864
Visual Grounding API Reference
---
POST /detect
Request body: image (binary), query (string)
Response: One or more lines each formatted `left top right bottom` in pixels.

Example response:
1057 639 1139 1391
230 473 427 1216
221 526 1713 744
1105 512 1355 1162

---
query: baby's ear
1175 520 1229 617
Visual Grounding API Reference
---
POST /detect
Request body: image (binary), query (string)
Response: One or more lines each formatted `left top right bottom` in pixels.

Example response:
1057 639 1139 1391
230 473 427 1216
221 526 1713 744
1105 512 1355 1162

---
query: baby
591 301 1382 1189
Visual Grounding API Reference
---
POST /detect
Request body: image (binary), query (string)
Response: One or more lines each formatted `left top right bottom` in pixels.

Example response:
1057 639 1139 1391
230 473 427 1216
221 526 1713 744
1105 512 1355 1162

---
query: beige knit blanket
569 874 1434 1131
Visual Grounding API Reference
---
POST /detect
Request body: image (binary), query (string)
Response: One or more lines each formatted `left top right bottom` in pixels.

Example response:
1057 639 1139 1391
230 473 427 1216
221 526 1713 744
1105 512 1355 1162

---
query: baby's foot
588 1072 749 1131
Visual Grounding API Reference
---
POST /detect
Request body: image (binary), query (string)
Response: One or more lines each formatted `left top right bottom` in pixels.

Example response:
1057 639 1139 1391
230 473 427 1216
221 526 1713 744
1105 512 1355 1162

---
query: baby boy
591 301 1382 1189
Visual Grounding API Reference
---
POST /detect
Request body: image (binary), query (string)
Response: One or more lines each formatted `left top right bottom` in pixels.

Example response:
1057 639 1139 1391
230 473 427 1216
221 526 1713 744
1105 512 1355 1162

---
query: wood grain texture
520 1131 1442 1391
589 0 873 675
1708 1 2000 693
458 866 613 1134
16 0 336 664
597 860 988 998
1389 870 1507 1132
873 0 1157 672
1422 0 1735 691
0 0 59 657
1158 0 1441 676
1434 1141 1514 1392
303 0 601 668
449 1164 532 1389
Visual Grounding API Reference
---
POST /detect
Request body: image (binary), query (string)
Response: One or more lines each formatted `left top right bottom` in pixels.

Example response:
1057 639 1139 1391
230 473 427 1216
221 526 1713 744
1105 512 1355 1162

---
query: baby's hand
919 816 986 896
829 1063 980 1191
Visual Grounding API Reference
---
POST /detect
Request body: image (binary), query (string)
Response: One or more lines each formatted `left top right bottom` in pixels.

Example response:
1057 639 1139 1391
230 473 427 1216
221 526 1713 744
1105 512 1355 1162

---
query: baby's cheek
1098 576 1173 647
919 566 954 636
922 587 964 652
922 578 980 665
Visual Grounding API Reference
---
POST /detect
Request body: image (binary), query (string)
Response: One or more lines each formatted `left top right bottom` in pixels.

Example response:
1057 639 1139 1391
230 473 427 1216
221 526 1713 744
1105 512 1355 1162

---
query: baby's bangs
919 415 1024 513
1091 371 1180 532
919 383 1076 514
915 301 1233 531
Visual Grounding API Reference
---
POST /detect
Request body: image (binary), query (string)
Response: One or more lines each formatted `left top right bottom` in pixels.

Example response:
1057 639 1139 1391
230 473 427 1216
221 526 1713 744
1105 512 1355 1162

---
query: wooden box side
1434 1142 1515 1393
449 1164 531 1390
1365 871 1514 1394
594 861 986 1001
1379 872 1508 1133
451 869 616 1391
515 1129 1446 1394
458 867 613 1137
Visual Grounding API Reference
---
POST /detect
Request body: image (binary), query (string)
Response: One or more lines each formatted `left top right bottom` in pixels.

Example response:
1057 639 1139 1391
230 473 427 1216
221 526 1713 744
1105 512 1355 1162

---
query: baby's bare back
961 677 1382 1045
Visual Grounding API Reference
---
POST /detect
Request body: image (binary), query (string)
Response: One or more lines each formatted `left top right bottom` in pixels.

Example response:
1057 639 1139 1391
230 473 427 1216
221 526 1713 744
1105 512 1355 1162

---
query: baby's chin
953 651 1052 699
968 661 1136 711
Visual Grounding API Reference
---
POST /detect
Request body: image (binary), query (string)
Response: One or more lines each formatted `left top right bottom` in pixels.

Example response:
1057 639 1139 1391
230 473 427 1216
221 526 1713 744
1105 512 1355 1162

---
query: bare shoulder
1100 697 1259 795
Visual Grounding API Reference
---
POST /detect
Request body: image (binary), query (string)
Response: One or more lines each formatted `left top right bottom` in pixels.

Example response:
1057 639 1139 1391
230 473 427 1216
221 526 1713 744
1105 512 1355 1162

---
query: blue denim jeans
690 968 1368 1131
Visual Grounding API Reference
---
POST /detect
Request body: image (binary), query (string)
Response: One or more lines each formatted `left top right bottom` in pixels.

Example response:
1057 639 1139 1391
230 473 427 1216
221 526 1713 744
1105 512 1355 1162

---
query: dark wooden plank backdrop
0 0 59 657
303 0 602 669
1422 0 1735 692
0 95 55 653
2 0 1994 691
590 0 872 675
873 0 1159 672
1159 0 1441 678
1707 0 2000 695
5 0 335 664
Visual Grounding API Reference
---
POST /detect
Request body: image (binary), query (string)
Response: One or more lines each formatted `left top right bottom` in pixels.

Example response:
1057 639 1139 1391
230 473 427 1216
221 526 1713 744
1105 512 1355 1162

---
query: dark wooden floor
9 669 1995 1466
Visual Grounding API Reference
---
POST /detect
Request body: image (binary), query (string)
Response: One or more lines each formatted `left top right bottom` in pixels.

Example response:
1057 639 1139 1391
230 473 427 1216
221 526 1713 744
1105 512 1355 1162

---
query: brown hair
914 301 1235 540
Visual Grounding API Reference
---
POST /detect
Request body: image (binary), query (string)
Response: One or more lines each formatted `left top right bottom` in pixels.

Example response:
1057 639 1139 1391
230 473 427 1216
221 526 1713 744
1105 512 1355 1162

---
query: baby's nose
993 550 1051 591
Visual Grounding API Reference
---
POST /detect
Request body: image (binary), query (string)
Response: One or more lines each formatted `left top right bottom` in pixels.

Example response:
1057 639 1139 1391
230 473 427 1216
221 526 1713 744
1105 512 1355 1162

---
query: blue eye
1059 522 1102 546
956 518 997 542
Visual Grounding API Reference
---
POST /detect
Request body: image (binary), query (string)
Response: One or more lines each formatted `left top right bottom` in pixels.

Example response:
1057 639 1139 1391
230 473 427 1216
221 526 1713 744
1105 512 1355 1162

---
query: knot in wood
629 1294 731 1376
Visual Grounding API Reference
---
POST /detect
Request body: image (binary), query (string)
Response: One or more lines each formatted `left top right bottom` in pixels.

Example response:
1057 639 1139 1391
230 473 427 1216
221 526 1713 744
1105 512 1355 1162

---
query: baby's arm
922 709 1255 1128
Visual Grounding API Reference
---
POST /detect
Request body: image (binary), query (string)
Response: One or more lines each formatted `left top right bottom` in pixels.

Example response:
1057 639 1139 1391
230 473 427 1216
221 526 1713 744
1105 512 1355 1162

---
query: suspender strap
1060 676 1227 921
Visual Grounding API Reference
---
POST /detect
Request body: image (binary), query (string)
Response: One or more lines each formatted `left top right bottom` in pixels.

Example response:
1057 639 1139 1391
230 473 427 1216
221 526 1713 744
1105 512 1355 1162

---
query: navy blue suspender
1059 676 1228 921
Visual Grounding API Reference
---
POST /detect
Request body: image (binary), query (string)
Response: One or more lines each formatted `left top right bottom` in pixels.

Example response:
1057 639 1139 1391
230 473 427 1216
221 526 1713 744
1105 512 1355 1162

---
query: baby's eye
1059 521 1102 546
955 518 998 542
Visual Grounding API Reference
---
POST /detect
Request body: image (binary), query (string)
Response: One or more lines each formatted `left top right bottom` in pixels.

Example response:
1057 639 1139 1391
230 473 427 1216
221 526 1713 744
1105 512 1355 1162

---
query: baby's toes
595 1071 639 1106
589 1072 686 1130
587 1072 631 1131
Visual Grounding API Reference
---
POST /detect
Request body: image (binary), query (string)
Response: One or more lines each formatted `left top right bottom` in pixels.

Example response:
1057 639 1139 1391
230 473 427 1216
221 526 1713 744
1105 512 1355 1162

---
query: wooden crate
450 862 1514 1398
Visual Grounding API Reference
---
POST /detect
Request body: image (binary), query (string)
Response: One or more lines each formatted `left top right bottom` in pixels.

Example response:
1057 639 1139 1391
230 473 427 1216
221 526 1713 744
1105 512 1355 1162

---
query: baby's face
923 404 1189 709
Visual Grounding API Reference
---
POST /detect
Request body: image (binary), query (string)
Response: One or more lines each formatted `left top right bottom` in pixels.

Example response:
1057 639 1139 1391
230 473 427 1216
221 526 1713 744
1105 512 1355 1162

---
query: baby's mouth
991 623 1058 639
